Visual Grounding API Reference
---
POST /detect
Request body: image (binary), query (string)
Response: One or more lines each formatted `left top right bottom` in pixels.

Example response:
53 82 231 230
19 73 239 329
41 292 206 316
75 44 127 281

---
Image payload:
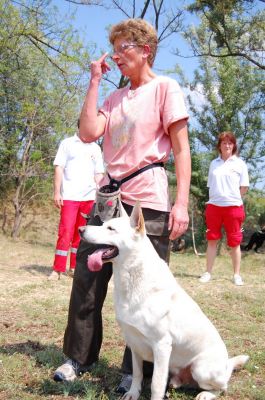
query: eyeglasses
111 43 139 58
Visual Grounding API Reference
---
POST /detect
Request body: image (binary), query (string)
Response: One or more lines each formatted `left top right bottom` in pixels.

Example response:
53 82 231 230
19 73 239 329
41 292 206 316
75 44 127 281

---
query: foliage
178 2 265 242
182 55 264 187
189 138 210 249
185 0 265 69
245 190 265 229
0 0 90 236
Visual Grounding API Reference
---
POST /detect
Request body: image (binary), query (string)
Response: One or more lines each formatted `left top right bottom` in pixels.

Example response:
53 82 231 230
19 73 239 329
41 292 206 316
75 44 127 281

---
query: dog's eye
107 226 115 231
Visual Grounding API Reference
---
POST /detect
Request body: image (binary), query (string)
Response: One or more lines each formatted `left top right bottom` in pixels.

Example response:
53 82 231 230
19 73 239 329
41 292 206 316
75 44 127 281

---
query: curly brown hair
109 18 158 67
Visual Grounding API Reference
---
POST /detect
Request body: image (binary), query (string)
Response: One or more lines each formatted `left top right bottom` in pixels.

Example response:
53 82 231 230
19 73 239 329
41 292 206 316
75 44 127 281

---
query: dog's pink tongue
87 249 104 271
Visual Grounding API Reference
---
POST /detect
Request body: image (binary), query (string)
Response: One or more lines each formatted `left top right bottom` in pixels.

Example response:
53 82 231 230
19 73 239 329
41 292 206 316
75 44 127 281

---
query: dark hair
217 131 238 155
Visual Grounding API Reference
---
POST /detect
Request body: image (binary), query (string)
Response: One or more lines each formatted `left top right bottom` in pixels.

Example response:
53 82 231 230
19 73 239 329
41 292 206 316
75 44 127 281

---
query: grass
0 231 264 400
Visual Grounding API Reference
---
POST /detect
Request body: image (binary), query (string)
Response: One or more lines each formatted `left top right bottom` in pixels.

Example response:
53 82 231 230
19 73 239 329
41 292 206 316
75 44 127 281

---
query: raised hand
90 53 111 81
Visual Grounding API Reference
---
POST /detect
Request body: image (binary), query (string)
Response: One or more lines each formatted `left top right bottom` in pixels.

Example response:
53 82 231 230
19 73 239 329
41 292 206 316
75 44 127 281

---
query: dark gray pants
63 203 170 375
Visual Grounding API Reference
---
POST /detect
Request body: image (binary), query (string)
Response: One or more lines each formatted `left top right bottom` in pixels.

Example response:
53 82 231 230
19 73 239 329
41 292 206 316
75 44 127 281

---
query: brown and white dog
79 203 249 400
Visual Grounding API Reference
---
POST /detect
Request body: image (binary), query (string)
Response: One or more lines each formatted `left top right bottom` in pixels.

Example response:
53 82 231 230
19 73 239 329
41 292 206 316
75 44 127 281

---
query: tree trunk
11 207 23 238
11 180 24 238
1 206 8 234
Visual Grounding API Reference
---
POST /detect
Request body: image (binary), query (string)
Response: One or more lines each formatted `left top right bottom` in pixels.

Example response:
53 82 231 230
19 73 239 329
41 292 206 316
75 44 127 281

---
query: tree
0 0 90 237
184 55 264 180
175 51 264 250
184 0 265 69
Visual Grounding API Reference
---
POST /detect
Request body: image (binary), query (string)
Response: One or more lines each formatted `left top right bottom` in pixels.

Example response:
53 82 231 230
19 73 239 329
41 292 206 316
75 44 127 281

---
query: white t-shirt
207 155 249 206
53 134 104 201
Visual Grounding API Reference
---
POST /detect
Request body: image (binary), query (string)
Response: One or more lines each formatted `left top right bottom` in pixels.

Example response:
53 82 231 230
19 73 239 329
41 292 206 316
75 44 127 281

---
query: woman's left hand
168 203 189 241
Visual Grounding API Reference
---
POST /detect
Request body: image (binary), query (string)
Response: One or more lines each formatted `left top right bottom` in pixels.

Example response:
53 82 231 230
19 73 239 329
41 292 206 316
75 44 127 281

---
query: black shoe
115 374 133 394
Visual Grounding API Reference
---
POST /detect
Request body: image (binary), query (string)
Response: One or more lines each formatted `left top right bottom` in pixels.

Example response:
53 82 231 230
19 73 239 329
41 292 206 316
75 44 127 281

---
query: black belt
108 162 164 190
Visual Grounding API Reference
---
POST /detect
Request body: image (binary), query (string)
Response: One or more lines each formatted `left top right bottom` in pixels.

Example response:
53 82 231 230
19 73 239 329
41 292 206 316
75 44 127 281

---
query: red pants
53 200 94 272
205 204 245 247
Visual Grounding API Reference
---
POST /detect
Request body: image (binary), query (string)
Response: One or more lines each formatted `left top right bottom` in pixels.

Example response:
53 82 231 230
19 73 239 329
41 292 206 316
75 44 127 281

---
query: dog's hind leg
191 361 227 400
123 351 143 400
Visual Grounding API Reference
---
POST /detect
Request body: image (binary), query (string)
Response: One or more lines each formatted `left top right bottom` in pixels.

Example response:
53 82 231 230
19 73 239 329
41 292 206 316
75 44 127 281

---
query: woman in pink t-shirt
54 18 191 391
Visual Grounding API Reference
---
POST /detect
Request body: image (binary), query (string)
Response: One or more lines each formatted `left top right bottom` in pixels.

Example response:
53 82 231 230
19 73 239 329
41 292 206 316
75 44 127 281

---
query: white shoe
233 274 244 286
199 272 211 283
53 359 92 382
47 270 61 280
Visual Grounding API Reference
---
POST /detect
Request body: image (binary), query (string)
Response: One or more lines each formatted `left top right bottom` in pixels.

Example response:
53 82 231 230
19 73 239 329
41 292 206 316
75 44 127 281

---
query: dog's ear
130 201 145 235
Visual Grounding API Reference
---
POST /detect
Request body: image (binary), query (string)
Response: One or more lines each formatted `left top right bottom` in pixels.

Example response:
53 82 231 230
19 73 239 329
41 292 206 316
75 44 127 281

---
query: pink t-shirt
99 76 189 211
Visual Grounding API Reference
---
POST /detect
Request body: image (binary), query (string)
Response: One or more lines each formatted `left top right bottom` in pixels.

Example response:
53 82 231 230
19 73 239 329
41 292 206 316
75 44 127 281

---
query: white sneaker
53 359 92 382
233 274 244 286
47 270 61 280
199 272 211 283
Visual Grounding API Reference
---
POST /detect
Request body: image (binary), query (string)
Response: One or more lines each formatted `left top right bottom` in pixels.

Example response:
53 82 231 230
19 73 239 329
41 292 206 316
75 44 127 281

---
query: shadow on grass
25 239 55 248
37 357 121 399
20 264 53 276
0 340 63 368
173 271 199 279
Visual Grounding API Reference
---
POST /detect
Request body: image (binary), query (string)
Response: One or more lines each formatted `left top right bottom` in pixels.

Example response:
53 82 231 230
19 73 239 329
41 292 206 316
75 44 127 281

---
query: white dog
79 203 248 400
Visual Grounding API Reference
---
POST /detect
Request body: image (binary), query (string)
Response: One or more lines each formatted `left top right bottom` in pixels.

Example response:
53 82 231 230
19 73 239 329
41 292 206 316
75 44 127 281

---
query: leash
107 162 164 190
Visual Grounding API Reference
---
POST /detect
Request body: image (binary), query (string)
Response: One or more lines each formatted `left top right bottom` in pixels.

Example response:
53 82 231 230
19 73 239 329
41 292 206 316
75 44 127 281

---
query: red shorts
205 204 245 247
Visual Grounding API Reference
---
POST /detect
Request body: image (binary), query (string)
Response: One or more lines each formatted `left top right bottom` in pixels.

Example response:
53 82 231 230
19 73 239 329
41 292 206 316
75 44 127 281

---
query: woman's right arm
79 53 110 142
54 166 64 208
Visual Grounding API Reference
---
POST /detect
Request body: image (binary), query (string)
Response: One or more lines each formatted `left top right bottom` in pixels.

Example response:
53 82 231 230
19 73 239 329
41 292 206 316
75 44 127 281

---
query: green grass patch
0 233 264 399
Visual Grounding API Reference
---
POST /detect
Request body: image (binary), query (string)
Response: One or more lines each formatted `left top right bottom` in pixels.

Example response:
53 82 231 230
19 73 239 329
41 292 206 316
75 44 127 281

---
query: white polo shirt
207 155 249 206
53 134 105 201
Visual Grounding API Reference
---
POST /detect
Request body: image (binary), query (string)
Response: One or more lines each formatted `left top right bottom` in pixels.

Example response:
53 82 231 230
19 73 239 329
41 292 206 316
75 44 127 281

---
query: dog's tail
227 355 249 379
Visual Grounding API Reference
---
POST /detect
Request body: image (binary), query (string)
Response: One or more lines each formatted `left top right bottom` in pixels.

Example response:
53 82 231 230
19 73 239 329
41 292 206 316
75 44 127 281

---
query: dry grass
0 229 264 400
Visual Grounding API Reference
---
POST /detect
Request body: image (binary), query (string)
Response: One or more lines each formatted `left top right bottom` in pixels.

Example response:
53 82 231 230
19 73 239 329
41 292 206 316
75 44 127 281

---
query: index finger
98 52 109 63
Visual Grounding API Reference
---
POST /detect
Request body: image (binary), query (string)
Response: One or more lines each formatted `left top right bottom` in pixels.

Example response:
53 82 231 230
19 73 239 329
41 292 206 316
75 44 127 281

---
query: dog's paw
195 391 217 400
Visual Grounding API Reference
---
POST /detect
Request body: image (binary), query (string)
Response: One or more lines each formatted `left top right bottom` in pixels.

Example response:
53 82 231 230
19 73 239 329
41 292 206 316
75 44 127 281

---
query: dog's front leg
151 341 172 400
122 351 143 400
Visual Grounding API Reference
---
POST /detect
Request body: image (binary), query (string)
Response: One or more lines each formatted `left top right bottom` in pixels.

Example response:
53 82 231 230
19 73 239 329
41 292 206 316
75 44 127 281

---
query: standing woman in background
199 131 249 286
